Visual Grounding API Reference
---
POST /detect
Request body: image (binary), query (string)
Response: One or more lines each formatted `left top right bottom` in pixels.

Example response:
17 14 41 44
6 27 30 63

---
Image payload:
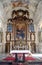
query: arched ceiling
0 0 42 27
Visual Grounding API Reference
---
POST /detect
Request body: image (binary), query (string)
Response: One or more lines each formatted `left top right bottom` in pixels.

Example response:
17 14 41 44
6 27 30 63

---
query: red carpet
3 56 36 61
3 56 15 61
25 56 36 61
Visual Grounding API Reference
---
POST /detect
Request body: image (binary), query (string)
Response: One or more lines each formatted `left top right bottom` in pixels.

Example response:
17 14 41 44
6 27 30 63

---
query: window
7 23 12 32
29 23 34 32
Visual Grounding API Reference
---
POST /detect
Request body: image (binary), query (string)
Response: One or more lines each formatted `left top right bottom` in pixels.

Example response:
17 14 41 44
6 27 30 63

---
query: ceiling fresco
0 0 42 28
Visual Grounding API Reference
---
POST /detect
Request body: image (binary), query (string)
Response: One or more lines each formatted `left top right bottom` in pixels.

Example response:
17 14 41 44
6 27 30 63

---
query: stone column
2 23 7 53
34 24 39 53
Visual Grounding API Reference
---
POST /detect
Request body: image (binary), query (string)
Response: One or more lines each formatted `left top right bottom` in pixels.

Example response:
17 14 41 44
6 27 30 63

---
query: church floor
0 53 8 60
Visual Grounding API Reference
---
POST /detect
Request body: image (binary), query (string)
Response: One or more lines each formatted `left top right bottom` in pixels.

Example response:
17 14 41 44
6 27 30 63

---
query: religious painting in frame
15 22 26 40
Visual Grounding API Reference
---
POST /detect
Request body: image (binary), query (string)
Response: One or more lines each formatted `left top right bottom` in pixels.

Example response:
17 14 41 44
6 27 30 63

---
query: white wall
34 1 42 53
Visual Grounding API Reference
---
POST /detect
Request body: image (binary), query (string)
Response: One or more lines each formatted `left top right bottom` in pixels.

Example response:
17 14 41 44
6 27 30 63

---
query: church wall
34 1 42 53
34 24 39 53
0 44 2 53
34 23 42 53
0 23 7 53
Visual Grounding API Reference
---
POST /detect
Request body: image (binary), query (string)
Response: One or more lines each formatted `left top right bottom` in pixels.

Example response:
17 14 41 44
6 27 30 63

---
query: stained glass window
7 24 12 32
29 23 34 32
